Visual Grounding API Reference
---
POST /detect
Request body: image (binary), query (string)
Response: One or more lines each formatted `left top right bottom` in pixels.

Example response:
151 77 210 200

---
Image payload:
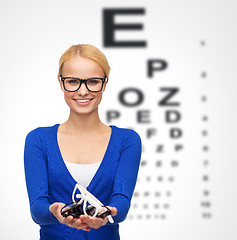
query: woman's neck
60 109 106 136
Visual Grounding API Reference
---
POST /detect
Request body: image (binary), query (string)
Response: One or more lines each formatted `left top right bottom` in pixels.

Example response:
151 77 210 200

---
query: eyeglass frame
59 74 107 93
61 198 112 219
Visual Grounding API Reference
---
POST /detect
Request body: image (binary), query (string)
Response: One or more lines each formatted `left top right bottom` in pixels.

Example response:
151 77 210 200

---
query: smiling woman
58 54 107 116
24 44 142 240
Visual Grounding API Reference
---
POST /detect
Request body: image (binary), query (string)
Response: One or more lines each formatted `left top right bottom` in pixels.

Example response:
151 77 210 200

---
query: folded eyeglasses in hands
61 183 114 223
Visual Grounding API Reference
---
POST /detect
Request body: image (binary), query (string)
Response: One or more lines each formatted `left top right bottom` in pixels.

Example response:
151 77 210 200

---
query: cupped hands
49 202 117 231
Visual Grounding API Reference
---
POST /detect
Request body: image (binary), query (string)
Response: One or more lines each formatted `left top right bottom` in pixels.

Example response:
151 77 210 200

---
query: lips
74 98 94 103
73 98 94 106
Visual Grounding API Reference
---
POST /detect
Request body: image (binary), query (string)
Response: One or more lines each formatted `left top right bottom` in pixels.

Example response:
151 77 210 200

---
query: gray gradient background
1 0 237 239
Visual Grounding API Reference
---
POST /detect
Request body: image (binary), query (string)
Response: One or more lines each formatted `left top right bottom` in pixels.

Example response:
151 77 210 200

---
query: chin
71 106 99 115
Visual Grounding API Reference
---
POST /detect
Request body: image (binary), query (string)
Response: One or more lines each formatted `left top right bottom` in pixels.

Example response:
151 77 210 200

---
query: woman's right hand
49 202 91 231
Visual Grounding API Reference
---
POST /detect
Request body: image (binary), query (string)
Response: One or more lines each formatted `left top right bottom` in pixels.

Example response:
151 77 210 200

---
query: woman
24 44 142 240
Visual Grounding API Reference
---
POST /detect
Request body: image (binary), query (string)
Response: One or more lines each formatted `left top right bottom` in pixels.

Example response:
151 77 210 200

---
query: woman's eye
68 79 79 85
88 79 100 85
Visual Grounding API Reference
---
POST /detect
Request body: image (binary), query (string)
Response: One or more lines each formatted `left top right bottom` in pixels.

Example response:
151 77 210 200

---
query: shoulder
25 124 59 142
112 125 142 145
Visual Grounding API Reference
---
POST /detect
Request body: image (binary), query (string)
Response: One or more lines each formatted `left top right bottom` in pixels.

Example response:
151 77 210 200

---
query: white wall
1 0 237 239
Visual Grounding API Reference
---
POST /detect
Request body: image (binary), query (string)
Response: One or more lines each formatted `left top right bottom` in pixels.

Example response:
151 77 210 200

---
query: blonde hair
58 44 110 80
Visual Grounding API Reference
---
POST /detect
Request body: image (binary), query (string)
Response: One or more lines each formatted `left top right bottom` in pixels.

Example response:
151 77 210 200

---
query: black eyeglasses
61 199 112 219
60 75 107 92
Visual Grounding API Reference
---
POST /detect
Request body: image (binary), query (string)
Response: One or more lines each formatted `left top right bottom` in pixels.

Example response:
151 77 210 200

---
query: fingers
80 214 108 229
111 207 118 216
49 202 58 213
108 207 117 217
49 202 91 231
61 216 90 231
60 214 90 231
76 220 91 232
78 206 117 230
67 218 91 231
49 202 65 224
49 203 117 230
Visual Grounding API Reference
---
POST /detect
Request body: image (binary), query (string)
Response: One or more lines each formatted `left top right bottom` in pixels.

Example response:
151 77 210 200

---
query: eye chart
100 2 237 240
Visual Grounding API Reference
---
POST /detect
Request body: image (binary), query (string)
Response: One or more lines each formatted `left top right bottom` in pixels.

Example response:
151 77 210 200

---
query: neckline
64 160 102 166
54 124 114 191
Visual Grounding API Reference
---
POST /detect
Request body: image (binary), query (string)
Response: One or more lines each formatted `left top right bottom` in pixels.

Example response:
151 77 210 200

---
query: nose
77 82 89 95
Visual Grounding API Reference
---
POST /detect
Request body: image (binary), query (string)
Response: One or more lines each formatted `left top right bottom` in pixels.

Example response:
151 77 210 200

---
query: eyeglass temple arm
73 184 114 223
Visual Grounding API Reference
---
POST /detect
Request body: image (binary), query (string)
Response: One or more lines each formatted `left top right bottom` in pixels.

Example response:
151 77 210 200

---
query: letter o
119 88 144 107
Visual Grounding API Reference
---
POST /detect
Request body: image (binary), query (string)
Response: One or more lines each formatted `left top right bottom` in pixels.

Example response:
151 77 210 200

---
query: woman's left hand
79 206 117 229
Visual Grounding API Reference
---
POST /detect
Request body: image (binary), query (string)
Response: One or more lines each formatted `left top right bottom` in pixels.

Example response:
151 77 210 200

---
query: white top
64 160 102 188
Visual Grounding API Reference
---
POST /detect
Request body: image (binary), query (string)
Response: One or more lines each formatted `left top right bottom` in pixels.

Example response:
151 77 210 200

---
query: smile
76 99 92 103
73 98 94 105
74 98 93 102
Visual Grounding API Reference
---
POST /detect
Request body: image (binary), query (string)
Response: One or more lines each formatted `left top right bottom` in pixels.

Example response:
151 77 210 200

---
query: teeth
76 99 91 103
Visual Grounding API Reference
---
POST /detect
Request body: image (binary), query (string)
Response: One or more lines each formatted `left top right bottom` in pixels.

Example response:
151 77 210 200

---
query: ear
102 79 108 92
58 75 64 91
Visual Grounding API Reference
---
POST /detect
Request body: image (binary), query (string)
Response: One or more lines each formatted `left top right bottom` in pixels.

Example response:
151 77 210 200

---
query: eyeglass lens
64 78 103 92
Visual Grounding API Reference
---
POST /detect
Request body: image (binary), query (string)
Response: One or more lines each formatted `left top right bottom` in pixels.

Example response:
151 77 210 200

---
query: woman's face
59 56 107 115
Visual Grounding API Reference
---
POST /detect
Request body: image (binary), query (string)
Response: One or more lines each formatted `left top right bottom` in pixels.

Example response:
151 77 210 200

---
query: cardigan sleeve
24 129 58 225
107 130 142 225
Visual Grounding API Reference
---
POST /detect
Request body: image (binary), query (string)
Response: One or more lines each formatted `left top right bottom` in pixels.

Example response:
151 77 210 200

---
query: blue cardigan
24 124 142 240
